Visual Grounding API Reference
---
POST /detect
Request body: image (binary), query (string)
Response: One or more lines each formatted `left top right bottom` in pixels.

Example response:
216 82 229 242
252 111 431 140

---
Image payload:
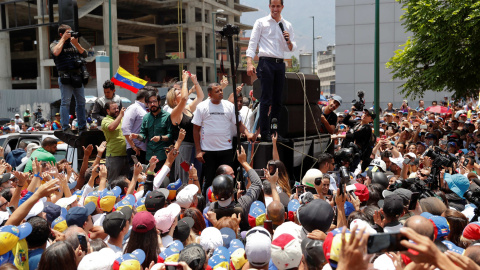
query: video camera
334 142 361 170
423 146 457 168
352 91 365 111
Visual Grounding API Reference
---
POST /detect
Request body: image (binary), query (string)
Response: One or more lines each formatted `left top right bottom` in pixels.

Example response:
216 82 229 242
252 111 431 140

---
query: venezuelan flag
111 67 147 94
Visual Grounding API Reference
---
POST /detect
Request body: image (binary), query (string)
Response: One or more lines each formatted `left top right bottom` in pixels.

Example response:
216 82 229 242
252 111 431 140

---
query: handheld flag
111 67 147 94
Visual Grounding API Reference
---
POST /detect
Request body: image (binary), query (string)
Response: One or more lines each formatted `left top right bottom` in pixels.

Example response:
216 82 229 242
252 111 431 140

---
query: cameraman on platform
332 106 376 172
50 24 87 134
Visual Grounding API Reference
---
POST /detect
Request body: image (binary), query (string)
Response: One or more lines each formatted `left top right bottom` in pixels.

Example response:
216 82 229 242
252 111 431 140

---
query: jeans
58 77 86 130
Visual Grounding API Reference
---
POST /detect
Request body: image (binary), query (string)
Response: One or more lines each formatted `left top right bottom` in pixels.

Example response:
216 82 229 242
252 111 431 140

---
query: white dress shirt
246 15 296 59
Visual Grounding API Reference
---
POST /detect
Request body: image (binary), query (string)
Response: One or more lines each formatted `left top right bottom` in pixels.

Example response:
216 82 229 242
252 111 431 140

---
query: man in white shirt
7 119 20 133
246 0 296 141
192 83 253 193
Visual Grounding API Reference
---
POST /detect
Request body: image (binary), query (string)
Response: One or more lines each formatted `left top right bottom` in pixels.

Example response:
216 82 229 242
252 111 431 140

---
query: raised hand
96 141 107 154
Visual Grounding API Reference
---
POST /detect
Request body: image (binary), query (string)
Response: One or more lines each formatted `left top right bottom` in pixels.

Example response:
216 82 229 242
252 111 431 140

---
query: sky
239 0 336 59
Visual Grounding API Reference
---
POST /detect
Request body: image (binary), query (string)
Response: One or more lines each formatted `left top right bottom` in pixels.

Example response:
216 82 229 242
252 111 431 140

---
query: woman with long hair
442 209 469 248
183 207 206 236
38 241 77 270
124 211 160 268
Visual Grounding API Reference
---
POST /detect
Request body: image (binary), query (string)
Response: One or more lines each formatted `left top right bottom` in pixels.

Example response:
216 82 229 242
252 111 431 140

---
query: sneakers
78 127 87 135
63 128 74 135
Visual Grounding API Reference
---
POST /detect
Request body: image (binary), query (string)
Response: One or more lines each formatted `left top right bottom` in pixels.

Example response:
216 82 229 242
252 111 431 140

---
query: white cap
245 227 272 267
15 114 19 117
302 169 322 189
389 157 404 170
200 227 223 252
349 219 377 235
55 195 77 208
26 199 45 220
176 184 199 208
78 247 117 270
271 233 302 270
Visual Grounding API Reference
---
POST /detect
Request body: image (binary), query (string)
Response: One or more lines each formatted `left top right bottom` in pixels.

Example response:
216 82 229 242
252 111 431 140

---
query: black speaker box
278 104 322 138
252 72 321 105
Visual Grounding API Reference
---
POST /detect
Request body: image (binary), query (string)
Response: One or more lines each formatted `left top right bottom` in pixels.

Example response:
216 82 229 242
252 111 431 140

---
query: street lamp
212 9 224 83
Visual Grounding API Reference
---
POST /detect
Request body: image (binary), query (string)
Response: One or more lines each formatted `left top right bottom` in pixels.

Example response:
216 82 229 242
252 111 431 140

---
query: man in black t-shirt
320 96 341 154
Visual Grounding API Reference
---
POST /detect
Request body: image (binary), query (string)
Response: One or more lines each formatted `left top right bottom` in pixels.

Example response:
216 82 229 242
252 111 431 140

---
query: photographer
332 107 376 172
50 24 87 134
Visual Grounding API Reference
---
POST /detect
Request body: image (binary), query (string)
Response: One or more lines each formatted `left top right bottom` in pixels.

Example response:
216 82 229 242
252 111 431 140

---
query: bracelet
147 171 155 175
138 182 145 185
34 173 43 180
17 185 24 188
96 155 102 158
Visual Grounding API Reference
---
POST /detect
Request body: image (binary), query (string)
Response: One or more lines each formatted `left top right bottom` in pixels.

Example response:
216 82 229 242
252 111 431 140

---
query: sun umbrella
425 106 452 114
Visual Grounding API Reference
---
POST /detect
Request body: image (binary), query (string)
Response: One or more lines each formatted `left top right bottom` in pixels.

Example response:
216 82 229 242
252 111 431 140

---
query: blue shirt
28 248 44 270
122 101 148 151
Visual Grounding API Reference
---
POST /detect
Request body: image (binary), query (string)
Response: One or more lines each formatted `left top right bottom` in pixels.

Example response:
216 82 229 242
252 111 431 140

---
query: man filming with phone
50 24 87 134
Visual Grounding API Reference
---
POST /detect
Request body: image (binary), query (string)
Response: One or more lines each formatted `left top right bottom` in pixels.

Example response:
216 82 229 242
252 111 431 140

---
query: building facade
316 45 335 95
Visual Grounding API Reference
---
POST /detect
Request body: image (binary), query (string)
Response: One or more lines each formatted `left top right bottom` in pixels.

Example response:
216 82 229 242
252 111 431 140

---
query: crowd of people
2 67 480 270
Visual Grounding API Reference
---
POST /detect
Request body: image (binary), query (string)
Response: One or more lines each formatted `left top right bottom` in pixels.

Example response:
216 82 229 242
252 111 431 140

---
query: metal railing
0 0 55 32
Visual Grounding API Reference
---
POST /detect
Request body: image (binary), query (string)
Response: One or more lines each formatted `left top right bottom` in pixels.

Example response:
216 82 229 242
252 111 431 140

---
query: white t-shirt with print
191 100 236 151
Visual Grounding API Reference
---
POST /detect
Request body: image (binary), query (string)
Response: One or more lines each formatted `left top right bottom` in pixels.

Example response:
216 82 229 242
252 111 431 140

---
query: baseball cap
135 197 146 213
323 228 350 268
112 249 146 270
132 211 155 233
429 215 450 239
369 159 387 172
389 157 404 170
271 233 302 270
382 195 404 217
166 179 182 200
0 173 14 185
200 227 223 252
301 238 326 267
363 108 376 120
354 183 369 202
349 219 377 235
15 113 19 117
154 202 181 233
173 217 195 242
78 247 117 270
245 227 272 267
297 199 334 233
228 239 244 254
331 95 342 106
463 222 480 241
26 199 46 220
145 190 168 213
444 173 470 199
287 199 300 222
302 169 322 189
219 227 236 248
114 194 136 211
66 202 96 227
382 188 412 207
51 216 68 233
43 201 62 223
99 189 121 212
442 240 465 255
55 195 77 209
176 184 199 208
103 207 133 237
0 223 32 255
230 248 247 270
158 240 184 263
248 201 267 227
84 191 100 207
178 244 207 270
208 251 230 270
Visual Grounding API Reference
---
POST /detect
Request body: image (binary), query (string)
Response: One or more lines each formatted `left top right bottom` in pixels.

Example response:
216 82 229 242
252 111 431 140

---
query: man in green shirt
101 101 129 182
24 137 57 172
130 92 173 172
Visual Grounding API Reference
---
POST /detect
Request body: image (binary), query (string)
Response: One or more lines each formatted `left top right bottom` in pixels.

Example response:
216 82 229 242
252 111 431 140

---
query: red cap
132 211 155 233
354 183 369 202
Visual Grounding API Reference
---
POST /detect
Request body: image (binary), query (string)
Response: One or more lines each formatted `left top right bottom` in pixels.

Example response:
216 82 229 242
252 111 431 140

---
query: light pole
212 9 224 83
311 16 314 74
314 36 322 74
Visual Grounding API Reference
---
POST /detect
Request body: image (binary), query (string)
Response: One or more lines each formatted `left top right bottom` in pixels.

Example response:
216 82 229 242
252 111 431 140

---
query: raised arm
186 74 204 112
171 71 190 125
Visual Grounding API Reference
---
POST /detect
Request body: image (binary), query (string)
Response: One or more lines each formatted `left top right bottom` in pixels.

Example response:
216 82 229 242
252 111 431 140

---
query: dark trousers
126 148 146 165
105 156 129 183
200 149 234 194
257 58 286 136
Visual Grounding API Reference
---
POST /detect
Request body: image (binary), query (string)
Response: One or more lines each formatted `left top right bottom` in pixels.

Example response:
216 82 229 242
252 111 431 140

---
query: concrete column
202 63 206 85
103 0 119 74
155 37 166 60
0 32 12 90
37 26 50 89
185 5 196 59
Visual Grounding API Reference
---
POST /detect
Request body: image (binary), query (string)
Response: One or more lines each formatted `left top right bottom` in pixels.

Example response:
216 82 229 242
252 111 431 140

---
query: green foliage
287 55 300 72
386 0 480 99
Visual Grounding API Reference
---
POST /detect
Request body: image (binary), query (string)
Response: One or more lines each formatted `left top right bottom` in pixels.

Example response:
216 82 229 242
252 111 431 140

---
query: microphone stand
219 24 244 192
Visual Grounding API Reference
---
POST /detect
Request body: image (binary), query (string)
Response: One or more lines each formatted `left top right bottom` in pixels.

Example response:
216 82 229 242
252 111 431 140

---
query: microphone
271 118 278 134
278 22 289 41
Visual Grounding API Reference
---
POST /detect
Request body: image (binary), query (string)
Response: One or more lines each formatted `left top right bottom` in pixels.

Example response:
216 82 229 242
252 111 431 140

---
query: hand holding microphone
278 22 290 42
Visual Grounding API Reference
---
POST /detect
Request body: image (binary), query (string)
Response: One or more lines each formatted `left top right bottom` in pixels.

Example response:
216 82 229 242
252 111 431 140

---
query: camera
219 24 240 37
423 146 457 168
334 142 361 170
69 30 80 38
464 188 480 207
351 91 365 111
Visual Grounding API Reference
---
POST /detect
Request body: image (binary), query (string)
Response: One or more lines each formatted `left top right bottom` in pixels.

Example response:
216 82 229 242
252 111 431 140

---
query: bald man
465 245 480 265
267 201 285 229
404 215 435 240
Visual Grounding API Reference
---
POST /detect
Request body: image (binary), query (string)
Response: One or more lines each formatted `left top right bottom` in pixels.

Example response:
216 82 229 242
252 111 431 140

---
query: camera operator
50 24 87 134
331 107 376 172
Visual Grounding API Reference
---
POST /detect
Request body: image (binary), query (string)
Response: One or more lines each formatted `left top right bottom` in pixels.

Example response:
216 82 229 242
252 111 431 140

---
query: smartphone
408 192 420 210
296 186 304 196
7 206 14 215
264 220 274 235
367 232 408 254
420 125 428 129
165 262 182 270
77 234 88 252
131 155 139 164
254 169 265 178
381 135 387 140
388 126 393 131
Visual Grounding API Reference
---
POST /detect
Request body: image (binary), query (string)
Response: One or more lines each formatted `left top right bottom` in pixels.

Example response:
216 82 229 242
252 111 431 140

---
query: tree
386 0 480 99
288 55 300 73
